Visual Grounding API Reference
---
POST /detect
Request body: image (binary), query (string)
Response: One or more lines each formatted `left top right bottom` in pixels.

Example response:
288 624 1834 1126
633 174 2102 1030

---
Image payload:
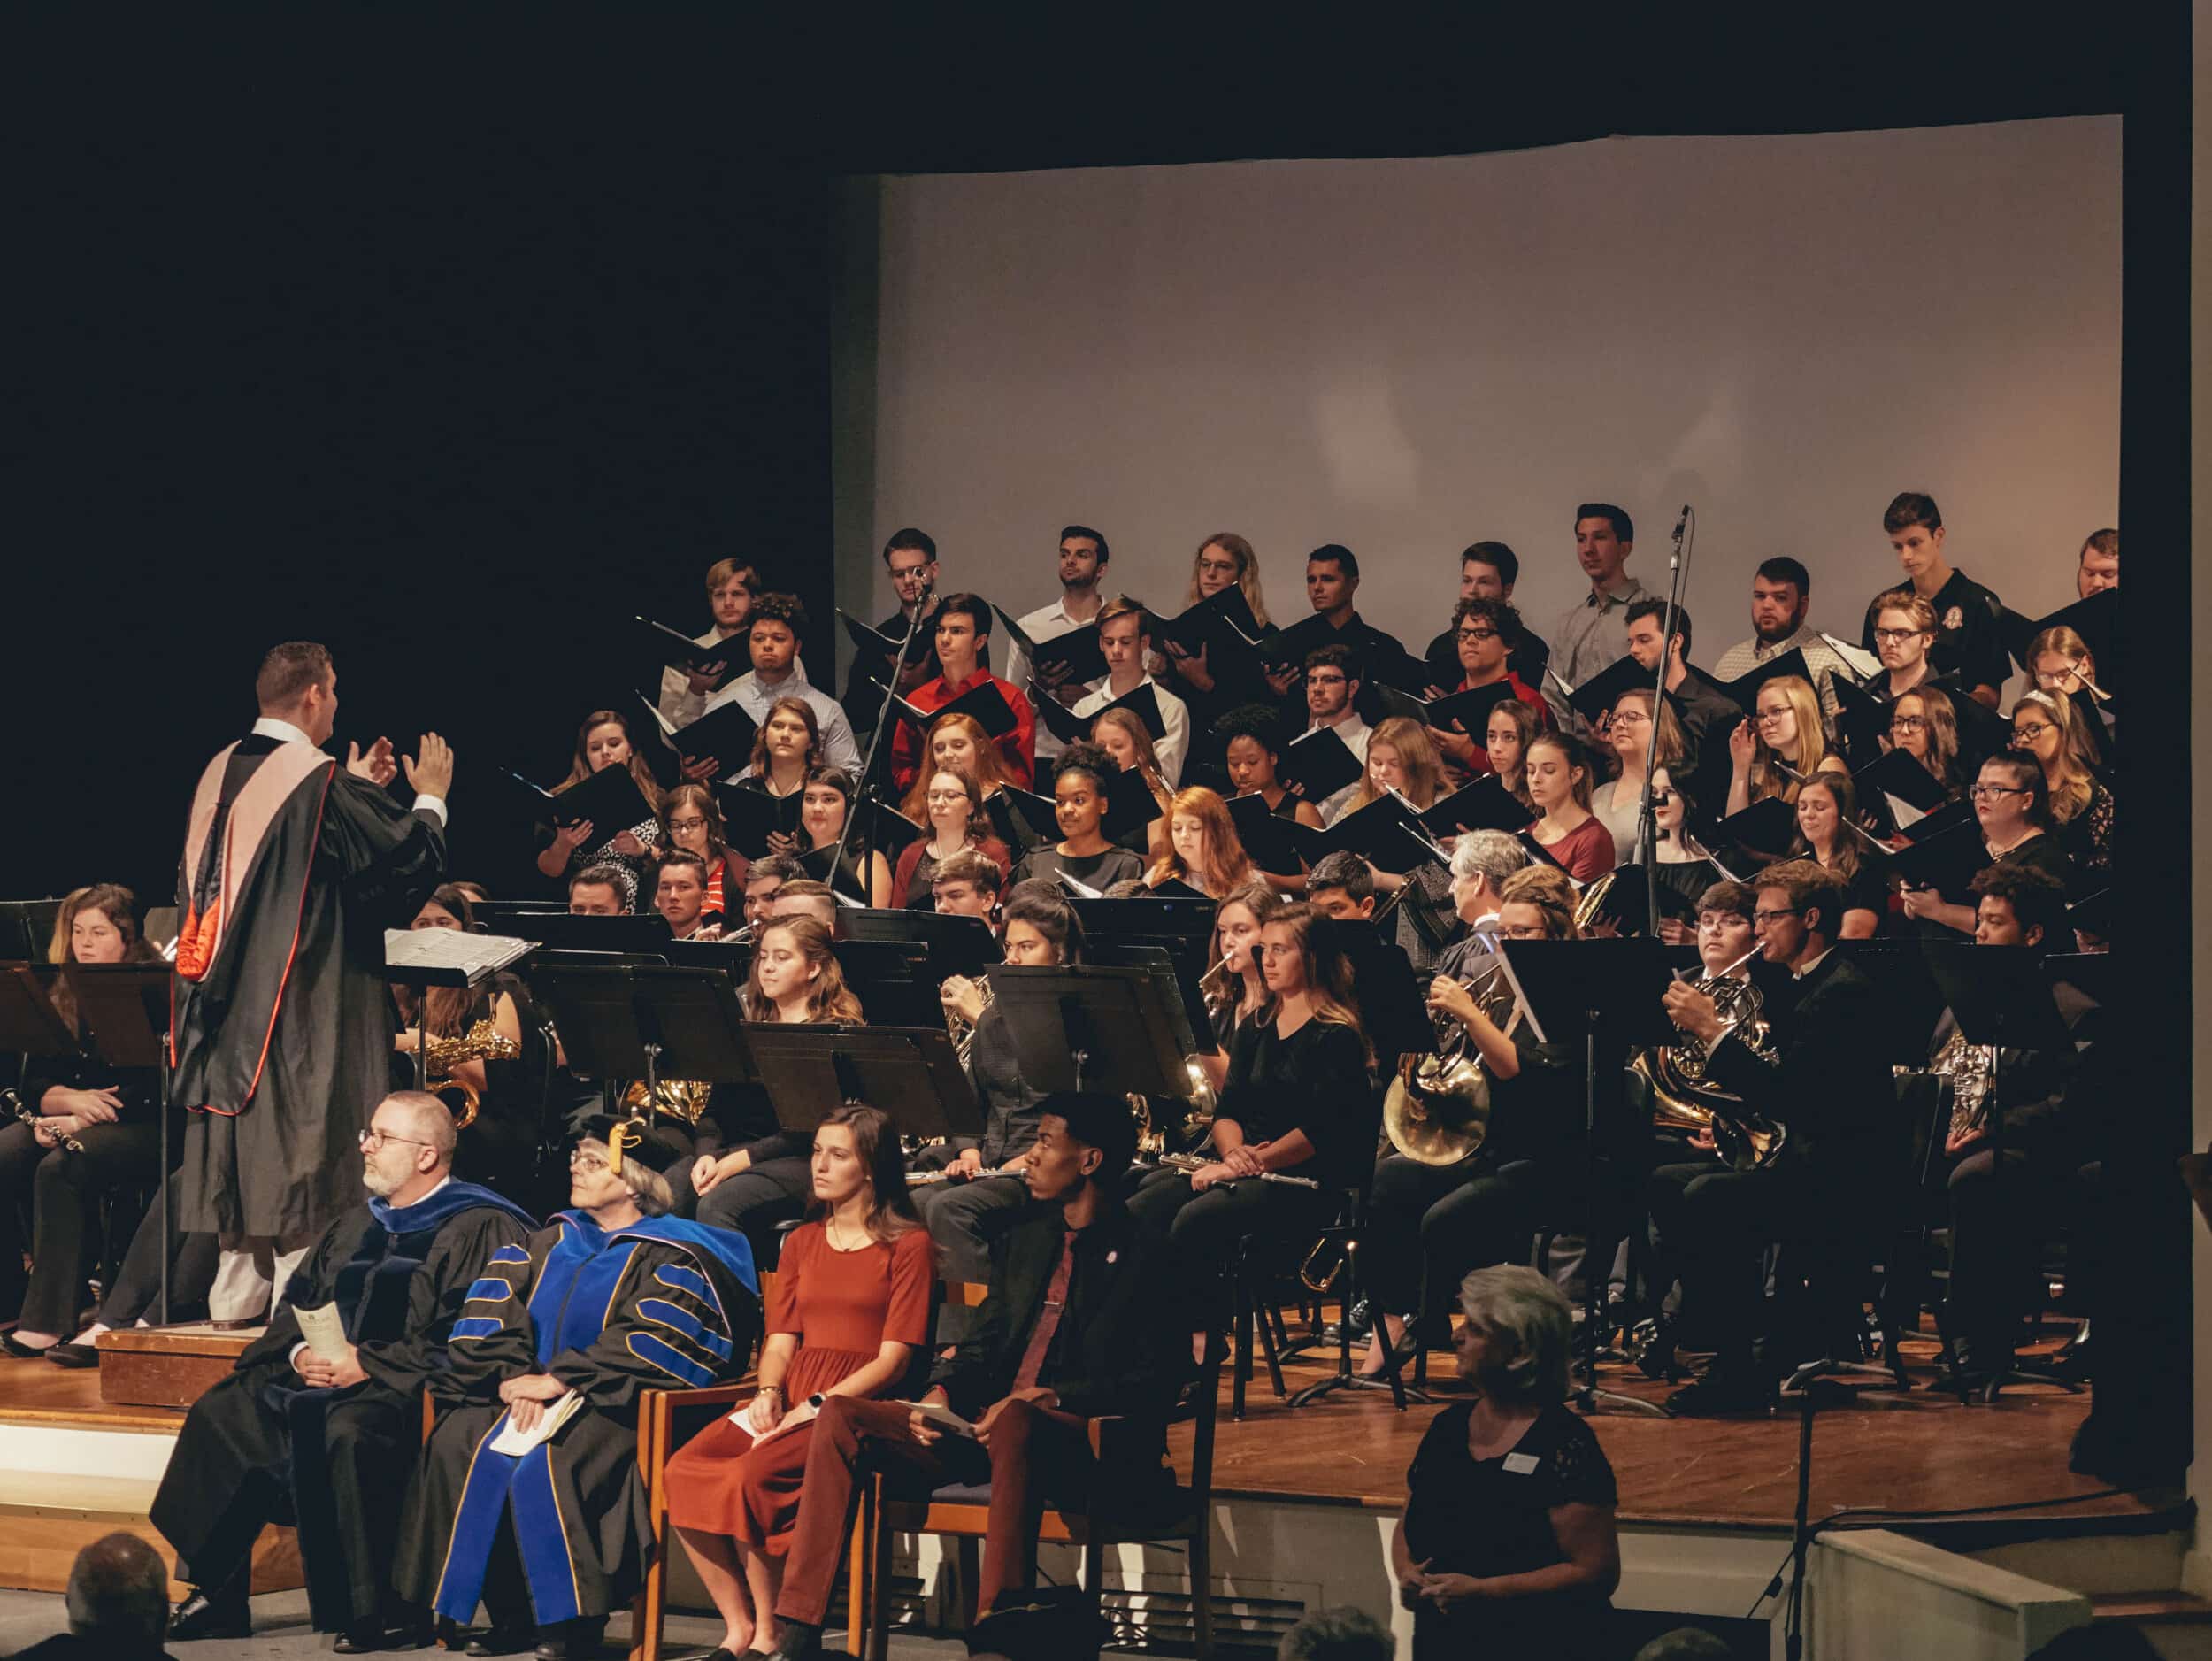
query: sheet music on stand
381 928 539 988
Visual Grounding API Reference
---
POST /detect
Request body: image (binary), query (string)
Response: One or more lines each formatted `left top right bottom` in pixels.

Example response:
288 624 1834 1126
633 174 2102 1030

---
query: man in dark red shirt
887 592 1037 796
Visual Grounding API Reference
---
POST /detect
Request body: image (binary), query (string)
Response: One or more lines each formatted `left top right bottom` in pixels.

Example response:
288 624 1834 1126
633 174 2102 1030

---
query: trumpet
4 1087 86 1154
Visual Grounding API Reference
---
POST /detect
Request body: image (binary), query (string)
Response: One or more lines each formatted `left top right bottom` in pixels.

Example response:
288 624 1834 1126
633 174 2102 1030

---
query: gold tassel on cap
607 1118 641 1177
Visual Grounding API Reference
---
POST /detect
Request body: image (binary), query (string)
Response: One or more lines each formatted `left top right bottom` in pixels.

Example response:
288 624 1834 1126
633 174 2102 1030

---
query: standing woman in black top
1393 1265 1619 1659
1127 902 1372 1305
4 884 172 1356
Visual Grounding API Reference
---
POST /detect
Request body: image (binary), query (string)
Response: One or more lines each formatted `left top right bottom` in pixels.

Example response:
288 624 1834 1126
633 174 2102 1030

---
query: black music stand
0 902 65 965
1919 942 2078 1403
839 910 998 983
60 965 176 1323
528 965 758 1171
989 965 1190 1098
380 930 538 1091
739 1025 981 1143
1503 940 1677 1418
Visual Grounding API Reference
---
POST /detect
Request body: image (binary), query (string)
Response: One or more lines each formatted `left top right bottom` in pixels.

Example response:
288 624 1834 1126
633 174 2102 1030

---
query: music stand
0 902 65 965
740 1025 981 1142
989 965 1190 1099
1085 940 1210 1059
840 910 998 982
60 965 177 1323
1502 940 1678 1418
1919 942 2078 1402
380 929 539 1091
833 938 952 1031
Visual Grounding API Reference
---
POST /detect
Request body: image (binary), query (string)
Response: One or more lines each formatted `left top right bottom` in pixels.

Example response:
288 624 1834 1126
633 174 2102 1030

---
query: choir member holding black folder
526 711 663 906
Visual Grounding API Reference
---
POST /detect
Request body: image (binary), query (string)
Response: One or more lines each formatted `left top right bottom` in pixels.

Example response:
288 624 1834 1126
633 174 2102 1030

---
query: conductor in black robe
153 1091 534 1653
397 1116 757 1660
170 640 455 1324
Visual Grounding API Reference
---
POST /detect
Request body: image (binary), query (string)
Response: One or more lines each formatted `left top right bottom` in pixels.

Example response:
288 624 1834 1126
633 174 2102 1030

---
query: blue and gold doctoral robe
397 1211 757 1626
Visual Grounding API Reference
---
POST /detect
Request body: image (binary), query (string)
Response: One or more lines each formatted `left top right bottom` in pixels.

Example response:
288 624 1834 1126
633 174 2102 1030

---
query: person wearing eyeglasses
1654 862 1896 1413
2024 623 2115 762
653 783 748 922
1724 674 1847 822
1858 493 2008 710
2011 689 2113 880
892 767 1012 909
1868 594 1942 701
1878 687 1969 812
1424 597 1552 777
1298 644 1372 826
1421 542 1553 698
155 1092 534 1649
1899 755 2072 934
400 1117 756 1661
1593 688 1685 867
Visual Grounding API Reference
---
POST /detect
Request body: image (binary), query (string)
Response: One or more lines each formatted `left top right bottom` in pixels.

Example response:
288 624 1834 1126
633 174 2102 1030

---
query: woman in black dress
1393 1264 1620 1660
1127 901 1372 1311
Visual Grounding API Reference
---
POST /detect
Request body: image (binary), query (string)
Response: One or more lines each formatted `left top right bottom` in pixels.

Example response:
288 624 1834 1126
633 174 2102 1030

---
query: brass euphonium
1381 956 1518 1167
943 973 995 1068
1633 953 1786 1171
425 1019 523 1130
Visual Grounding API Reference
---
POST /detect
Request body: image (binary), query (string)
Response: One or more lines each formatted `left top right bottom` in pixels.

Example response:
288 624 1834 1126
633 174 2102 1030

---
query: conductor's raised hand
404 733 456 798
345 736 398 787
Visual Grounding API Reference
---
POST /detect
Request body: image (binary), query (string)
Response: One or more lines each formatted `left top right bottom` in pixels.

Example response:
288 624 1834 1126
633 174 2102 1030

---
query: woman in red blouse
1524 733 1615 884
666 1103 935 1658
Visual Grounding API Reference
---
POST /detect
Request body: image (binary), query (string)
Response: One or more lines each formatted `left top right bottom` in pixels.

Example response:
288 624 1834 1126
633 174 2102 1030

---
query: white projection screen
841 117 2118 679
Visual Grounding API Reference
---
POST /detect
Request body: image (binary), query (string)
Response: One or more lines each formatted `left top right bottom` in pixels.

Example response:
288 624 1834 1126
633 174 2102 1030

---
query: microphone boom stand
1634 507 1695 937
827 579 935 895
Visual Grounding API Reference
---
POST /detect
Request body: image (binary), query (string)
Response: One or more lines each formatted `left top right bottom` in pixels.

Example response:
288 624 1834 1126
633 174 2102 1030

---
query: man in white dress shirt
1005 526 1110 767
1299 642 1371 826
1069 595 1190 786
703 592 863 778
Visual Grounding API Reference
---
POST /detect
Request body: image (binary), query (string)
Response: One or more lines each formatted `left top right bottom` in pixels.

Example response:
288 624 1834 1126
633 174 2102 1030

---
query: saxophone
1924 1027 1996 1142
424 1019 522 1130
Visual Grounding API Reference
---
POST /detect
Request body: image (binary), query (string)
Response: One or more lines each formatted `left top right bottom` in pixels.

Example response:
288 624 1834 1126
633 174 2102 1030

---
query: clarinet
4 1088 86 1154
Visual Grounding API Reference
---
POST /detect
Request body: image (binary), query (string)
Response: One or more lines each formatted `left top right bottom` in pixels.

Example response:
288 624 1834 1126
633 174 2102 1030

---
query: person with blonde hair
1724 673 1847 815
2011 688 2113 878
1348 716 1459 971
536 709 663 904
1071 595 1191 785
1089 706 1176 860
1390 1265 1619 1657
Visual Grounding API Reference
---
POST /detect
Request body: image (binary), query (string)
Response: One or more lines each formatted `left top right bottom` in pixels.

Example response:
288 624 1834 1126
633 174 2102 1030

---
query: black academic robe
150 1185 534 1631
172 733 448 1237
401 1211 759 1628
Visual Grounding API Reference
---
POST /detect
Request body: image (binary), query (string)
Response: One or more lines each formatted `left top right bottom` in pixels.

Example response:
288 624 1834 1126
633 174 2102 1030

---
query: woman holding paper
668 1105 933 1661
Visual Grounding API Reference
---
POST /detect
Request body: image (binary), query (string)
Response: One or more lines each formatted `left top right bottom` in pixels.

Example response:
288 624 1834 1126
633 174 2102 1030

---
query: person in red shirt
1425 596 1552 778
888 594 1037 796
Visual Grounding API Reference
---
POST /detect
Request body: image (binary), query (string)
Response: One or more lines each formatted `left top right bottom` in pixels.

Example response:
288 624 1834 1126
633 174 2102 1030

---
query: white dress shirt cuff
412 794 449 826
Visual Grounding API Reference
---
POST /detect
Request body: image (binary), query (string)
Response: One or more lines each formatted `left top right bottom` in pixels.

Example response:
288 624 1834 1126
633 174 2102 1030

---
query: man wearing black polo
1858 492 2008 709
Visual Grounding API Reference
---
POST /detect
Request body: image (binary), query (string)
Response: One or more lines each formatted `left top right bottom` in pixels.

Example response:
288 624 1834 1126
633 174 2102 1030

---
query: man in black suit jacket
1652 861 1902 1414
766 1093 1190 1659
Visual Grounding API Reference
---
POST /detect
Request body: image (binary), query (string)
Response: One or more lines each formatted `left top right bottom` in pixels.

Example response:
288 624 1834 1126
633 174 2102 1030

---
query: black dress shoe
0 1333 55 1359
533 1614 607 1658
763 1619 823 1659
463 1626 536 1656
170 1582 252 1641
45 1341 99 1368
1664 1367 1775 1418
333 1618 387 1653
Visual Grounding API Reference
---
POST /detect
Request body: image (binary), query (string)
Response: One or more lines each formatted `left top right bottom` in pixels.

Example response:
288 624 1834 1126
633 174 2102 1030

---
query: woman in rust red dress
666 1103 934 1659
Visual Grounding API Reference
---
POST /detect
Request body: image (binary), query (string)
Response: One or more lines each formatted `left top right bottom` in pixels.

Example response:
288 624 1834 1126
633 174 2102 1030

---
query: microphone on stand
1671 504 1691 553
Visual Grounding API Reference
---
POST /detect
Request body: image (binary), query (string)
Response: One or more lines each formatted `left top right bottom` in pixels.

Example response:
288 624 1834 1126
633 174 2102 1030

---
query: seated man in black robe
397 1116 758 1660
153 1090 534 1652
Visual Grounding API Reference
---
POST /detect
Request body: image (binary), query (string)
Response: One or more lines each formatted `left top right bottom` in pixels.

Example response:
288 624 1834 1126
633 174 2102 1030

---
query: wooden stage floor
0 1330 2176 1542
1173 1329 2181 1537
